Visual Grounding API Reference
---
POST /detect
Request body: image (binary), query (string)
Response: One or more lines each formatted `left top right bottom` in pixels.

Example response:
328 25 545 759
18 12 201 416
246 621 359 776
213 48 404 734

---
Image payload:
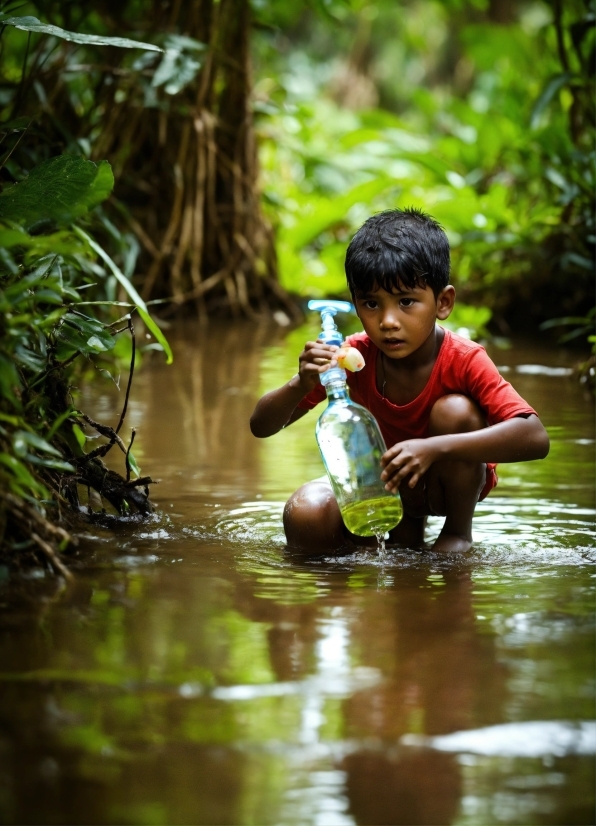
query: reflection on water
0 321 593 825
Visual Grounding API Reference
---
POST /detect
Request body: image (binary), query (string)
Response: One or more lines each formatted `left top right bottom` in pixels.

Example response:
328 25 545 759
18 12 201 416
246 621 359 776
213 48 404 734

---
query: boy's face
353 281 455 360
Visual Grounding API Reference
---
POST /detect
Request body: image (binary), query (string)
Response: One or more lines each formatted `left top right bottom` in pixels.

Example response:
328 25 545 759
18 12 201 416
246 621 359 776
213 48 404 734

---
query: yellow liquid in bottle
340 496 403 537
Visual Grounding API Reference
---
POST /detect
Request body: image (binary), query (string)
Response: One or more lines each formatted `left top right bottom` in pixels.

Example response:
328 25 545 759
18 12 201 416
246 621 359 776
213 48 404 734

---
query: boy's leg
284 394 486 554
392 394 486 553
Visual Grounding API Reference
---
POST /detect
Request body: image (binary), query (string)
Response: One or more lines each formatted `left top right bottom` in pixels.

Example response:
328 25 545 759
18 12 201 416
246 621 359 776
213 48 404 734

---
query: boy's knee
283 481 345 550
284 480 333 517
429 394 485 436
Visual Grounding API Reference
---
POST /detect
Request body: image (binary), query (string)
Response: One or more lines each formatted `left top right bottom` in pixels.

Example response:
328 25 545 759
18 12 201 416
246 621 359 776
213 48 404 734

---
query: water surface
0 322 593 825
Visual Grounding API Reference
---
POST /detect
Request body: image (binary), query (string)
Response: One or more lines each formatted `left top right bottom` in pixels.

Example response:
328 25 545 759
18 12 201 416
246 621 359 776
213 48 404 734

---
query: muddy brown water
0 321 594 825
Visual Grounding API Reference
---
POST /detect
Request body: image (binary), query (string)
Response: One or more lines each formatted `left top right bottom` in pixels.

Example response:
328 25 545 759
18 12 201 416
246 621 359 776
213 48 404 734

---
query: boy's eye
400 298 415 307
362 300 378 309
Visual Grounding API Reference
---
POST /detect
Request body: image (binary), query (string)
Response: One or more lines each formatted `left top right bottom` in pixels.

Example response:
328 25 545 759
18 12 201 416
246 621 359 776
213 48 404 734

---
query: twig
31 532 74 582
0 115 34 174
115 317 135 436
125 429 136 483
80 413 127 455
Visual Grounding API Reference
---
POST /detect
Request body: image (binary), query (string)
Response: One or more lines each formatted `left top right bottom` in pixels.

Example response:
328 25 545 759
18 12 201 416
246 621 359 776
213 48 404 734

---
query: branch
80 413 127 455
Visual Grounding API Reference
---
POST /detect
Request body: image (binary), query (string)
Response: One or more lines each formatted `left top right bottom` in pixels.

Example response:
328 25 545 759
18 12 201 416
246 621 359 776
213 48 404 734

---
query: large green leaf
0 15 162 52
74 228 173 364
0 156 114 231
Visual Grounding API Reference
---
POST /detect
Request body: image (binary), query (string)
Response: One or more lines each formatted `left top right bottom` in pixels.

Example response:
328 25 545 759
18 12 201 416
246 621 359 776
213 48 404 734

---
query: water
340 496 403 536
0 321 593 825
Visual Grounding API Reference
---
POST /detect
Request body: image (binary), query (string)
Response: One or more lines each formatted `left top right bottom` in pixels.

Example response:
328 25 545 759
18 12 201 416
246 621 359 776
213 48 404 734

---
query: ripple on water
208 497 595 572
78 494 593 576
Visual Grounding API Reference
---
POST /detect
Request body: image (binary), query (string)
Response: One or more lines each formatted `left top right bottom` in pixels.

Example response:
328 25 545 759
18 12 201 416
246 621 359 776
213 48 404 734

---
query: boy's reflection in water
341 566 507 826
343 749 461 826
236 561 507 826
236 555 506 826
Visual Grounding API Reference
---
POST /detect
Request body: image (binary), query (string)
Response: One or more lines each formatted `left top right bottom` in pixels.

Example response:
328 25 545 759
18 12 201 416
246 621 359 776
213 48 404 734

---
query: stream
0 321 594 825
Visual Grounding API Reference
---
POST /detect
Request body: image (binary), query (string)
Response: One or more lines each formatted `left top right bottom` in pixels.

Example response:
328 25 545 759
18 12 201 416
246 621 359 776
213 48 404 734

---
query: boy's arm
381 415 550 493
250 341 338 438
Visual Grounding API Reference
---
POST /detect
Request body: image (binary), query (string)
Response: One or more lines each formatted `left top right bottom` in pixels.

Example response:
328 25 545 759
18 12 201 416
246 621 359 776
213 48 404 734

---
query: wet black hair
345 208 450 297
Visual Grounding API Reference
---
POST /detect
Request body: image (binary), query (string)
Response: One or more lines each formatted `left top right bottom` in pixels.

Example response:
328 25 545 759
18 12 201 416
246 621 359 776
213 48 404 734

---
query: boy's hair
345 208 450 297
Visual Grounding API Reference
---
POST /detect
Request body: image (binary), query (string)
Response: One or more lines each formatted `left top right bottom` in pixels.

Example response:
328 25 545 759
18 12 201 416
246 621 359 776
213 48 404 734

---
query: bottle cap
307 299 354 347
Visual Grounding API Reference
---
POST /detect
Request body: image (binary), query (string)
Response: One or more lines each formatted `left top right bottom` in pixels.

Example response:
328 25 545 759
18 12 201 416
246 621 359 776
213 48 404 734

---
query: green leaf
72 424 87 450
26 454 75 472
127 450 141 478
0 453 47 496
152 34 205 95
0 225 87 256
46 408 77 440
12 346 45 372
0 354 21 404
4 255 57 297
56 317 114 357
531 73 574 129
34 288 63 304
137 308 172 364
0 15 162 52
0 156 114 232
13 430 62 457
539 316 592 330
74 227 173 364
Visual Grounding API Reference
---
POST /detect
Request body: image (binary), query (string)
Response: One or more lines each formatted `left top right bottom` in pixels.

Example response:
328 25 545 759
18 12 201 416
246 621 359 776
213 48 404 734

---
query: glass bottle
308 300 403 539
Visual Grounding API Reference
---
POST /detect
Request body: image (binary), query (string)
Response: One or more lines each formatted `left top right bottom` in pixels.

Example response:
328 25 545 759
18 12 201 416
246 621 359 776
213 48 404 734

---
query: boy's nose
380 311 400 329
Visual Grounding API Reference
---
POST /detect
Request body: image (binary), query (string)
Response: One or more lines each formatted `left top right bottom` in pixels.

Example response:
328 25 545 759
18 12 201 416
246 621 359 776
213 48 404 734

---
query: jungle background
0 0 594 567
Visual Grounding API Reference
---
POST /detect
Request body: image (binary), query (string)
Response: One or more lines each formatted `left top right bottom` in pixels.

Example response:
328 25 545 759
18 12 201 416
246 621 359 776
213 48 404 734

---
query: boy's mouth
382 338 405 349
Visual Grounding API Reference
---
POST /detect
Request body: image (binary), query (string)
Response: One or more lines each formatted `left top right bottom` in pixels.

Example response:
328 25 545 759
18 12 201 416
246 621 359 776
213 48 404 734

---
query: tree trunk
92 0 300 320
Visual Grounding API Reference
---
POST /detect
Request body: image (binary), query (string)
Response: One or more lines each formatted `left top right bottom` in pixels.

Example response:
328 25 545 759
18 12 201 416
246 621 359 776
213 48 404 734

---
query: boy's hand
380 438 441 492
295 340 339 392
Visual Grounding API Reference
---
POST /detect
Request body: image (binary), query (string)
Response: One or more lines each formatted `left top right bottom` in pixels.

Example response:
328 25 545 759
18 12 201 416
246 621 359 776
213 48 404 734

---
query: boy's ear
436 285 455 320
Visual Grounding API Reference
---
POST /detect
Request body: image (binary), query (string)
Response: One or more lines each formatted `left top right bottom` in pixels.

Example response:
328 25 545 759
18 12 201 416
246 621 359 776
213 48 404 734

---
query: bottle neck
325 379 349 401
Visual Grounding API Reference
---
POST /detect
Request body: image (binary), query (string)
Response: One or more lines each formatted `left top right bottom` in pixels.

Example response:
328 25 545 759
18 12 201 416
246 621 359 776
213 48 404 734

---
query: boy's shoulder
442 329 487 357
440 328 494 376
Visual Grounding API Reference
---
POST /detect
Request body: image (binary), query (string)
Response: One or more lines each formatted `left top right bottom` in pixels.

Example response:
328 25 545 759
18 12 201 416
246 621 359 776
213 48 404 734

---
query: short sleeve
462 347 537 425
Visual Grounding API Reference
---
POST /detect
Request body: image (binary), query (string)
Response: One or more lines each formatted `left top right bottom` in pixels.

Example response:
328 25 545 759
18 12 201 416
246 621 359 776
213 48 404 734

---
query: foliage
0 10 173 572
254 0 594 336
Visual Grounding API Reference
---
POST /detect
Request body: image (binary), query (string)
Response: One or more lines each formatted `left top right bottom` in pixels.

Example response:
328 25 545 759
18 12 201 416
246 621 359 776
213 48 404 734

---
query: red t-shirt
298 328 536 448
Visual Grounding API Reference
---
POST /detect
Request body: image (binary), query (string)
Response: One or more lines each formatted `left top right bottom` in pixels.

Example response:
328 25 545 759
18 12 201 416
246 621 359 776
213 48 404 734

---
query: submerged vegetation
0 0 593 570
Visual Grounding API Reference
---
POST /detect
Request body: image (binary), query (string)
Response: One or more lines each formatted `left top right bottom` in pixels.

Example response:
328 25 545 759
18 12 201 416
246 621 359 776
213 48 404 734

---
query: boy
250 208 549 554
